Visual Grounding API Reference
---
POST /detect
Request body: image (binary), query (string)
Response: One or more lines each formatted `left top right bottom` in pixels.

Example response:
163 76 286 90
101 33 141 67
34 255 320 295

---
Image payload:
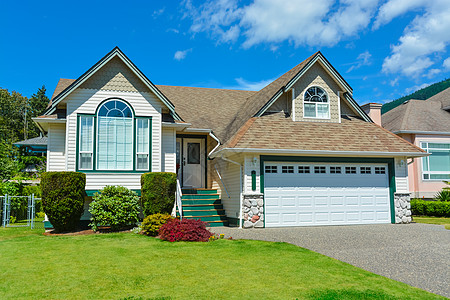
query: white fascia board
32 117 66 123
393 130 450 136
45 48 182 121
211 147 428 158
182 128 212 133
162 122 192 129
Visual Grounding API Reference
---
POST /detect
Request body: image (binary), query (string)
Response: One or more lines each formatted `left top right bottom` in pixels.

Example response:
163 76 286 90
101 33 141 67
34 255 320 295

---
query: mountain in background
381 78 450 114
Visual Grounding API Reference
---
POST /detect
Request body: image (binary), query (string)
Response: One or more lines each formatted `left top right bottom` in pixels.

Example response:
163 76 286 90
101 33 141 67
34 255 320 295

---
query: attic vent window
304 86 329 119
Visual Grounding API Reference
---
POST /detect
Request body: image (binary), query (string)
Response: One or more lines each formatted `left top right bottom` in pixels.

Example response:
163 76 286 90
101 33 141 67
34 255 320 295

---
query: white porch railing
173 178 183 220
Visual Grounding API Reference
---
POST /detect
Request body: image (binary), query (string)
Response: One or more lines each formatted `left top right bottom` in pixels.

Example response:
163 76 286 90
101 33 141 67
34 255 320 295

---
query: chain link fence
1 194 44 229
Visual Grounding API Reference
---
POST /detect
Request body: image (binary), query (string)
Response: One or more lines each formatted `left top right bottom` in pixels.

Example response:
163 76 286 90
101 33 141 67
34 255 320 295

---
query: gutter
211 147 428 158
393 130 450 136
220 155 243 229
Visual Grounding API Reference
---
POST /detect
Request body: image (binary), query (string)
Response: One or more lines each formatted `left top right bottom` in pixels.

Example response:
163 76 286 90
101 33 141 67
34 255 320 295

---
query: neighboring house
382 88 450 199
34 47 425 228
13 136 48 155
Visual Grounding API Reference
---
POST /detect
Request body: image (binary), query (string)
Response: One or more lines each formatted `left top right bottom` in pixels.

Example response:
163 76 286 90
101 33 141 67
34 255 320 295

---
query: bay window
77 98 151 172
421 142 450 180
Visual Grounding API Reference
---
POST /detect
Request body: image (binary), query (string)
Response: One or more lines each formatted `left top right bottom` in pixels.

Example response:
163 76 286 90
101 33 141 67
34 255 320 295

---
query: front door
182 138 205 188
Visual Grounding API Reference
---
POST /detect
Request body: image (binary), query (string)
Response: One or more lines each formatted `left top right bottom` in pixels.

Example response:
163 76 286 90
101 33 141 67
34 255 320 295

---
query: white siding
63 88 163 190
212 157 242 219
47 123 66 171
244 155 261 194
395 157 409 193
162 127 176 173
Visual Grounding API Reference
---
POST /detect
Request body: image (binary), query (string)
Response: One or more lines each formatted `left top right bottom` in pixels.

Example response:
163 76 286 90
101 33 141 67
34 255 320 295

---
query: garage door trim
260 156 396 226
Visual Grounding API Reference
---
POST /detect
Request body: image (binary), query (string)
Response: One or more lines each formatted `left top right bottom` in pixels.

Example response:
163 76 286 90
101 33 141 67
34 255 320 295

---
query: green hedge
41 172 86 232
411 199 450 217
141 172 177 216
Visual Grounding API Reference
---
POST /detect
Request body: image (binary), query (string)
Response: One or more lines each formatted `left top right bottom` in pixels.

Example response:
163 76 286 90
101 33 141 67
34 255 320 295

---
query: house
34 47 426 228
381 89 450 199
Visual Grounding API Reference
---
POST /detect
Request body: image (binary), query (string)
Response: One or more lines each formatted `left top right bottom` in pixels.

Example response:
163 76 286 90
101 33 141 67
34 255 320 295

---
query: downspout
208 131 221 157
221 155 243 229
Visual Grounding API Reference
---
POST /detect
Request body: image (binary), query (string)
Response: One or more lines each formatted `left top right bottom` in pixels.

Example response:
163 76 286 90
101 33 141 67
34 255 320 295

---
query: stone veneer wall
243 194 264 228
394 193 412 224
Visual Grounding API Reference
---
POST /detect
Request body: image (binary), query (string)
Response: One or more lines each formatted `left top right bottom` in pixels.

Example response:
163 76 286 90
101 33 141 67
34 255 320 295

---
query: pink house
381 88 450 199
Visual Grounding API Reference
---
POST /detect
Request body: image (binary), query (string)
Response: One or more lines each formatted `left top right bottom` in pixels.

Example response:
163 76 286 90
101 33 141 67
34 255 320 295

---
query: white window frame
135 118 150 171
420 142 450 181
303 86 330 119
78 115 94 170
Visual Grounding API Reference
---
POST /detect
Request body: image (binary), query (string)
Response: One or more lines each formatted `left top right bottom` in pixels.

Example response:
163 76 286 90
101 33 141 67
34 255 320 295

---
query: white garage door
264 162 391 227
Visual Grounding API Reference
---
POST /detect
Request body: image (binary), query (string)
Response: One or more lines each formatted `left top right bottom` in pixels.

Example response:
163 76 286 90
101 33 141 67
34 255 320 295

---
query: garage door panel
264 162 391 227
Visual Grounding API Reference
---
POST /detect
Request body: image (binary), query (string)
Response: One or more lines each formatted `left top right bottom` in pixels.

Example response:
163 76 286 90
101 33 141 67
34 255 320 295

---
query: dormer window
303 86 329 119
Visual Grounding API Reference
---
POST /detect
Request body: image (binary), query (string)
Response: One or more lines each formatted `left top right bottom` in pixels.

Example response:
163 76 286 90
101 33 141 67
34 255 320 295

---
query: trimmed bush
141 213 174 236
141 172 177 216
411 199 450 217
89 186 140 231
159 218 212 242
41 172 86 232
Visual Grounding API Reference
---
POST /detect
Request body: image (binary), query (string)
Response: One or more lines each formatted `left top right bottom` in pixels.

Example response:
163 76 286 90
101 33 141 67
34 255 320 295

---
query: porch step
181 194 220 200
179 188 228 227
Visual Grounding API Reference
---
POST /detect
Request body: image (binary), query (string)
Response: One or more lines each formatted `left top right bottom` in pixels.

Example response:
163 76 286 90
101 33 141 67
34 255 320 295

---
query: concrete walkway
212 223 450 298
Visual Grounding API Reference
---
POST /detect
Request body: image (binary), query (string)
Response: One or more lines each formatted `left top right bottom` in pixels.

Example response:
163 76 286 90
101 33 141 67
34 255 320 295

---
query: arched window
303 86 329 119
97 99 133 170
77 98 151 172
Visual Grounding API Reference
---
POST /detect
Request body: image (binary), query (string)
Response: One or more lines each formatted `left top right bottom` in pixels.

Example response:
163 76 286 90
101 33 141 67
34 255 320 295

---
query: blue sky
1 0 449 105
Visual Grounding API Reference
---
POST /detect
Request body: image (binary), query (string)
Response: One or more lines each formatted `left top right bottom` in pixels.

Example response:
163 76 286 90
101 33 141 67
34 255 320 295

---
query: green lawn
413 216 450 230
0 227 443 300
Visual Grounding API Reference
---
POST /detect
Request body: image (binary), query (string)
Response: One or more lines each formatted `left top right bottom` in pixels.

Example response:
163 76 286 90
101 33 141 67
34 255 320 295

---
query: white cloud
382 0 450 77
373 0 426 29
347 50 372 73
425 68 441 78
390 77 399 86
225 77 277 91
174 49 192 61
152 7 165 18
444 58 450 70
404 82 431 94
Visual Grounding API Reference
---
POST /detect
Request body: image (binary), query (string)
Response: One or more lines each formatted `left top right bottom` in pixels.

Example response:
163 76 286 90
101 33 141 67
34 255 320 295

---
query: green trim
75 112 152 173
259 155 397 225
251 170 257 191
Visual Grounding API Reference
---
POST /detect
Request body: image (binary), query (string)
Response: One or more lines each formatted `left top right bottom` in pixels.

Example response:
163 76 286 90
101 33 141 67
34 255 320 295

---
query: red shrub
159 218 212 242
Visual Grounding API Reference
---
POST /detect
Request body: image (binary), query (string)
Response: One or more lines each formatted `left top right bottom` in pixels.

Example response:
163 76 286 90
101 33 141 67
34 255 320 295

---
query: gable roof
44 47 182 121
216 112 424 156
382 88 450 134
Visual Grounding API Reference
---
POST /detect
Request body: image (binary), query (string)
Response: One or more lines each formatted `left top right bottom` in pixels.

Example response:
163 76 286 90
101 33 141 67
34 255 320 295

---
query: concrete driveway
213 223 450 298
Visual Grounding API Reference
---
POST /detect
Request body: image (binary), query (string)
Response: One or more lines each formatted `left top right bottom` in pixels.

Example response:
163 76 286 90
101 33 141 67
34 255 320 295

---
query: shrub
89 186 140 231
159 218 212 242
41 172 86 232
411 199 450 217
141 213 174 236
0 180 23 196
141 172 177 216
435 190 450 202
23 185 42 198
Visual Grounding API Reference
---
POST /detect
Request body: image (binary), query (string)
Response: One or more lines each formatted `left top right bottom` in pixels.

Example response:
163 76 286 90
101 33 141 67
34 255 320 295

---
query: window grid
303 86 330 119
314 166 326 174
420 142 450 180
330 166 341 174
360 167 371 174
265 165 277 173
375 167 386 174
345 166 357 174
298 166 310 173
282 166 294 173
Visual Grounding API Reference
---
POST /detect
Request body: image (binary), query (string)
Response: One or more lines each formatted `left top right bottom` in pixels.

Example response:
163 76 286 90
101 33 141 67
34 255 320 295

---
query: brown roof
223 112 424 154
156 86 257 141
382 88 450 133
48 78 76 108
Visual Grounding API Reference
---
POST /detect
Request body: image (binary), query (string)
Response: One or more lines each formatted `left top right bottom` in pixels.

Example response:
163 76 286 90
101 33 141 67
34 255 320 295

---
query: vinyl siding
211 156 242 219
162 127 176 173
47 123 66 171
244 155 261 194
395 157 409 193
64 88 163 190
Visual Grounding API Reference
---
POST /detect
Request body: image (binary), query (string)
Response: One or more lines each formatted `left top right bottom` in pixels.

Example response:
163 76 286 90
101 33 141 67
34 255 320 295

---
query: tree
27 85 49 138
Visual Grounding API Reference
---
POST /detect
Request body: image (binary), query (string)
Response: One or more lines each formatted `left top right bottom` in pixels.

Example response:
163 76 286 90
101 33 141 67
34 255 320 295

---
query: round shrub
141 213 174 236
141 172 177 216
159 218 212 242
41 172 86 232
89 186 140 231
